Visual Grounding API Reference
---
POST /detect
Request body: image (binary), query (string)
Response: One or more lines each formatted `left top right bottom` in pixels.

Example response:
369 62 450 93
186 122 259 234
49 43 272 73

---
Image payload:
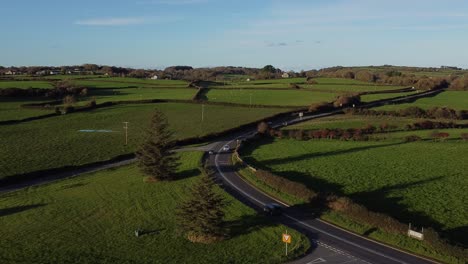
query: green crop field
0 103 289 181
206 89 337 106
375 91 468 111
0 81 53 89
0 98 54 122
0 152 308 263
240 135 468 239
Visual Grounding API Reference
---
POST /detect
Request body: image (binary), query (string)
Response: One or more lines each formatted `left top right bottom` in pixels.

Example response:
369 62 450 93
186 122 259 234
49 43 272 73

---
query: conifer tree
177 173 226 243
136 110 179 180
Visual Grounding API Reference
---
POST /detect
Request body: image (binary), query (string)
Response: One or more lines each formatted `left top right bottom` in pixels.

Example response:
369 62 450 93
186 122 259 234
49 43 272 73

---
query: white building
150 75 158 80
282 72 290 78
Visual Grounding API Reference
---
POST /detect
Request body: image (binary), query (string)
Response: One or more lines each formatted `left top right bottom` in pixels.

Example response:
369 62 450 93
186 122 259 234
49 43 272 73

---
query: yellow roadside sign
282 233 291 244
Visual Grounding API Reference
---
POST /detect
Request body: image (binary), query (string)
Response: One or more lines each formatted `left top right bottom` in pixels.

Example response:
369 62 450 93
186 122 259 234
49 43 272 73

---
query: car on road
222 145 230 151
263 203 282 216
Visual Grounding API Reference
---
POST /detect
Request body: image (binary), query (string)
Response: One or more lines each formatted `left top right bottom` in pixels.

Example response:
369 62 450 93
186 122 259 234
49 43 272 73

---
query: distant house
36 70 47 76
5 70 15 75
50 70 61 75
150 75 158 80
282 72 290 78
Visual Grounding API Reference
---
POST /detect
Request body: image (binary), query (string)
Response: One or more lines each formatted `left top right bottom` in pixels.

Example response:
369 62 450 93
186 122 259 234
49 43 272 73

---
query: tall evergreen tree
177 173 226 243
136 110 179 181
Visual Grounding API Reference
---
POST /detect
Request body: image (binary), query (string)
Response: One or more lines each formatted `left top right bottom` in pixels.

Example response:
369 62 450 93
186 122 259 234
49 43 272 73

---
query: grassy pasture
88 87 197 103
375 91 468 111
89 77 188 86
0 98 54 122
206 89 337 106
283 115 437 131
0 103 289 181
0 81 53 89
0 152 309 263
241 136 468 237
360 91 419 102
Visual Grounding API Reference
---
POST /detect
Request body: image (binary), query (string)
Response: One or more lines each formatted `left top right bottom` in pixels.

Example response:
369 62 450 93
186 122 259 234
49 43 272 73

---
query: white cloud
74 16 181 26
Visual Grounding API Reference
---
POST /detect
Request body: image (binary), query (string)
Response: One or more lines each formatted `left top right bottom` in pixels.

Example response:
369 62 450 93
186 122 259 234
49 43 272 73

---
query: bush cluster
346 106 465 120
405 120 459 130
254 169 317 203
325 195 406 234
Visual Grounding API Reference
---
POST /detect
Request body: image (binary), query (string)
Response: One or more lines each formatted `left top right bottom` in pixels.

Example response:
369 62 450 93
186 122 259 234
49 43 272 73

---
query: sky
1 0 468 70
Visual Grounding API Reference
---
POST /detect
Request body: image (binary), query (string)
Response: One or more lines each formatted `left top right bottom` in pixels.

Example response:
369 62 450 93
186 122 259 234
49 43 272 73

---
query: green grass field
88 87 197 102
240 136 468 236
0 152 309 263
360 91 418 102
0 103 289 181
88 77 188 86
0 81 53 89
0 98 54 122
206 89 337 106
284 115 431 131
375 91 468 111
310 84 405 92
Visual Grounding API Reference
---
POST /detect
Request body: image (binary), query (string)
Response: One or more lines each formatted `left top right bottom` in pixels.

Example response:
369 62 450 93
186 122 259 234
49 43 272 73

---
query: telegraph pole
123 122 129 145
201 104 205 122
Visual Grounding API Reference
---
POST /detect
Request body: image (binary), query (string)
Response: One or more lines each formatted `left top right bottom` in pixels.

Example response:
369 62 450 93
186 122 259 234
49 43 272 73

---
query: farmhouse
282 72 290 78
150 75 158 80
5 70 16 75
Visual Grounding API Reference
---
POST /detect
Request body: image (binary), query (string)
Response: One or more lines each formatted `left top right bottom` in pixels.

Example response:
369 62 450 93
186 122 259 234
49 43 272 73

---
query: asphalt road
207 120 437 264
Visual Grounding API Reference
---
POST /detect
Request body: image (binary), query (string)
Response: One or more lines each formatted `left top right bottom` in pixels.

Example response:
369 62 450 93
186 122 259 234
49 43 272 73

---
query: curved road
207 118 437 264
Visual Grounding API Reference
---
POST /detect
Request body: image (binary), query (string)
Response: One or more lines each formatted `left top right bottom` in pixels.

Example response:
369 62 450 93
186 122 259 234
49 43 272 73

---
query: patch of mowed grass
241 137 467 234
0 103 289 181
0 152 309 264
375 91 468 111
0 98 54 122
206 89 337 106
0 81 53 89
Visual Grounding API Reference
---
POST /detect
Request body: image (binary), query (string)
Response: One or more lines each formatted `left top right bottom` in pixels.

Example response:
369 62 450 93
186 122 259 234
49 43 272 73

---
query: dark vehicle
263 203 282 216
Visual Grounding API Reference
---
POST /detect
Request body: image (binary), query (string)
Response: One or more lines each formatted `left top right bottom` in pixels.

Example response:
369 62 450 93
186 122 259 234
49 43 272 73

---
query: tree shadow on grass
0 204 46 217
172 168 202 181
225 214 273 238
258 141 408 167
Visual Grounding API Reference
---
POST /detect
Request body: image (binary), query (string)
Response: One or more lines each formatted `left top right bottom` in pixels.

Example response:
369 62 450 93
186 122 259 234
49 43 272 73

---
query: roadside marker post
282 231 292 256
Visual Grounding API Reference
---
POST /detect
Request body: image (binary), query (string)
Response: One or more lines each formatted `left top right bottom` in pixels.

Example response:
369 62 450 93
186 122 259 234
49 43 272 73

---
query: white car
222 145 230 151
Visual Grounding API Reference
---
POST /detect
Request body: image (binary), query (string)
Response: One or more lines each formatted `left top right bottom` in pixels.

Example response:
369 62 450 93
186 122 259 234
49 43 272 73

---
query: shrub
461 133 468 141
257 121 270 135
63 105 74 114
309 102 334 113
255 170 317 202
333 94 361 108
404 135 422 142
289 83 300 89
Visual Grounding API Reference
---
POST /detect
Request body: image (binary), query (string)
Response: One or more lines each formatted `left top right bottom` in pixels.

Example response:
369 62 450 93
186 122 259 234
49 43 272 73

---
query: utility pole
123 122 129 145
201 104 205 122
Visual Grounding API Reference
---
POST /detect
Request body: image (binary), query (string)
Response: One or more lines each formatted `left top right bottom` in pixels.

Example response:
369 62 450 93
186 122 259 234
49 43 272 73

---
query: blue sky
1 0 468 70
